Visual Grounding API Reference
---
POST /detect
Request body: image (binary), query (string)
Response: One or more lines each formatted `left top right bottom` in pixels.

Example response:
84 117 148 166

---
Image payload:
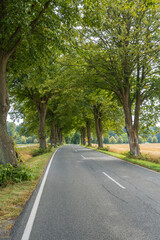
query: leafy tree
71 132 81 144
7 122 16 137
109 136 117 144
21 136 26 144
156 131 160 143
34 138 38 144
80 0 160 156
0 0 80 164
153 136 158 143
91 137 98 144
0 0 53 165
117 136 123 144
147 136 153 143
138 136 143 144
26 136 33 144
9 54 65 149
53 52 125 148
121 133 129 144
103 137 109 144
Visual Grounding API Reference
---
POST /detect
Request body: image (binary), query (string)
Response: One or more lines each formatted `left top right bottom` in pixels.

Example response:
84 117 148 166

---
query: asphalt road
11 145 160 240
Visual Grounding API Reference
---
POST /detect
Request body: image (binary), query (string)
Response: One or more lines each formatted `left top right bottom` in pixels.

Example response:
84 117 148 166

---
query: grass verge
85 146 160 172
0 148 56 238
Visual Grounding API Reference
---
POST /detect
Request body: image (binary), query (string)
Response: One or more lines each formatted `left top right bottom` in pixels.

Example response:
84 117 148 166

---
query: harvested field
92 143 160 162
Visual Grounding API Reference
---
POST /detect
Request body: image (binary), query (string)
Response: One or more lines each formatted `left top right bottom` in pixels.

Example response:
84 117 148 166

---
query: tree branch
1 0 5 9
7 26 21 49
30 0 52 30
7 0 52 57
7 37 22 59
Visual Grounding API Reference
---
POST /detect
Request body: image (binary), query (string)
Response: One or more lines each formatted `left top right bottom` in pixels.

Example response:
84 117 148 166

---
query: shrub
32 147 52 157
99 146 110 151
0 163 33 187
109 136 117 144
123 151 150 160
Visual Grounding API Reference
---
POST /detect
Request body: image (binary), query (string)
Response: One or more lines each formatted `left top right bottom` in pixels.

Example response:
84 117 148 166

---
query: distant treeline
7 122 39 144
65 130 160 145
7 122 160 145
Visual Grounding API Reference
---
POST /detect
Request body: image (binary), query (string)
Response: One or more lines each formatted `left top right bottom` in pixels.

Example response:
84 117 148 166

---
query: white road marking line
102 172 126 189
77 149 92 151
21 147 61 240
82 157 108 160
81 155 86 159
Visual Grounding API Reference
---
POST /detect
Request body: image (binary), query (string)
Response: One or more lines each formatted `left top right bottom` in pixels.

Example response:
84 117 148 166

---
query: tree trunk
38 102 47 149
55 125 58 146
93 105 103 148
86 119 91 146
50 122 55 146
126 127 140 156
81 127 86 145
123 95 140 156
58 128 63 145
0 52 17 165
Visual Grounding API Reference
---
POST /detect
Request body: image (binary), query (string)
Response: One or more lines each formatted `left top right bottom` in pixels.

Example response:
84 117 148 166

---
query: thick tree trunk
0 52 17 165
86 119 91 146
58 128 63 145
50 122 55 146
81 127 86 145
126 127 140 156
123 96 140 156
93 105 103 148
50 123 60 146
38 103 47 149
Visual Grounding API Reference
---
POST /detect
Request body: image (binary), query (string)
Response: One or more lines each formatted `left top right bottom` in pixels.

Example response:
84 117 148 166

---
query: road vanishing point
10 145 160 240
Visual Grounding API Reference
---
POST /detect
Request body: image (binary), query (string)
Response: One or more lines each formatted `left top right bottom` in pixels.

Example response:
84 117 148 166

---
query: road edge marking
102 172 126 189
21 147 61 240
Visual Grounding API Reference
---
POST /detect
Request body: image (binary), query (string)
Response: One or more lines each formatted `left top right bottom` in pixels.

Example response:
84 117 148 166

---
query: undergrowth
31 146 52 157
0 163 33 187
98 146 110 151
0 146 54 187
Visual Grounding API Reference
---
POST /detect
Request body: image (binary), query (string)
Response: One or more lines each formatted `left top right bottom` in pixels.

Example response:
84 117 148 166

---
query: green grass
86 146 160 172
16 143 38 148
0 148 56 238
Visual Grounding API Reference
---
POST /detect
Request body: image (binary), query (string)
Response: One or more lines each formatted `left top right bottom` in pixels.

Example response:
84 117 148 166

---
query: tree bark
86 119 91 146
0 52 17 165
38 102 47 149
50 122 60 146
123 94 140 156
55 125 58 146
93 105 103 148
81 127 86 145
58 128 63 145
50 122 55 146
